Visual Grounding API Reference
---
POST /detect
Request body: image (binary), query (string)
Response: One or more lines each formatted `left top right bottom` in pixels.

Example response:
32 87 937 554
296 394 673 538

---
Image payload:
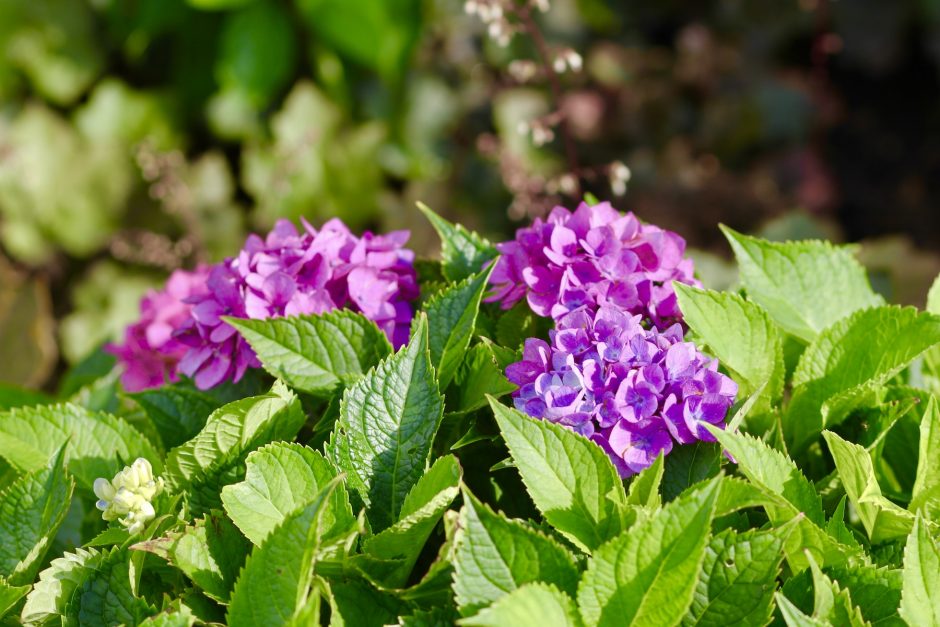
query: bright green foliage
577 477 720 627
164 381 306 511
132 384 224 449
451 340 516 413
911 396 940 515
328 314 444 531
0 577 29 619
683 525 792 626
787 306 940 450
0 402 160 489
226 479 342 626
359 455 461 588
328 579 405 627
453 490 580 615
22 547 155 625
827 564 903 626
221 442 354 546
490 398 628 553
823 431 914 544
806 555 869 626
626 454 664 509
0 448 73 586
417 202 497 283
458 583 583 627
226 311 392 398
675 284 785 405
424 265 495 388
132 512 250 603
899 515 940 626
721 226 883 342
708 427 823 525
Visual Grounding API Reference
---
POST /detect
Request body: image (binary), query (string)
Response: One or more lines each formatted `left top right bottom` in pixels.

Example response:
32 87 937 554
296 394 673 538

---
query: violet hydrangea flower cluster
498 202 736 476
507 306 737 476
487 201 698 329
111 218 418 391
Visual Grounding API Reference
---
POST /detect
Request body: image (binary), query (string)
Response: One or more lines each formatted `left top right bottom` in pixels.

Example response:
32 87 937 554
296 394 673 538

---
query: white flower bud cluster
464 0 515 46
552 49 583 74
609 161 632 196
93 458 165 535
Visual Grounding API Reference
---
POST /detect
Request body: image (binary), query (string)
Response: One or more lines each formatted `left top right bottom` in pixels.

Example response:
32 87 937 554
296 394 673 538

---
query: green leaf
708 427 824 526
132 512 250 603
226 478 342 626
216 2 297 108
328 313 444 531
0 402 160 490
328 579 405 627
131 384 225 449
0 382 51 411
358 455 461 588
675 284 784 404
787 307 940 451
776 591 829 627
22 547 155 625
225 311 392 398
138 601 197 627
458 583 582 627
823 431 914 544
489 398 628 553
0 447 74 585
899 514 940 626
164 381 306 513
424 265 496 388
721 226 883 342
221 442 355 547
683 525 792 626
451 339 516 414
662 441 722 503
807 554 869 626
626 453 664 510
911 395 940 515
826 564 903 626
577 477 721 627
453 490 580 616
417 202 497 283
706 426 857 570
297 0 422 85
0 577 29 619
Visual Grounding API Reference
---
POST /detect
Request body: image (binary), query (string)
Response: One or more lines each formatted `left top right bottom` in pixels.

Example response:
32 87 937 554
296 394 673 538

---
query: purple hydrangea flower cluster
113 218 418 391
487 201 698 329
107 266 211 392
506 306 737 477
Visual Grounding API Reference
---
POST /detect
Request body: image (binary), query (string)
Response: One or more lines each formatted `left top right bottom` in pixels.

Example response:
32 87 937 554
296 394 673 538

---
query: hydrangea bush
2 203 940 626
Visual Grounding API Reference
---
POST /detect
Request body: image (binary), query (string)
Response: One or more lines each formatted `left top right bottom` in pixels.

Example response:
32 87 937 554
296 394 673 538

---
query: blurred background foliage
1 0 939 390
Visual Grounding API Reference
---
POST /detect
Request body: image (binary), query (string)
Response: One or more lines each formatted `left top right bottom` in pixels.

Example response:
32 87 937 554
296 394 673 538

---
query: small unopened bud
532 0 550 12
531 124 555 146
609 160 632 195
558 173 578 195
565 50 583 72
464 0 479 15
508 60 539 82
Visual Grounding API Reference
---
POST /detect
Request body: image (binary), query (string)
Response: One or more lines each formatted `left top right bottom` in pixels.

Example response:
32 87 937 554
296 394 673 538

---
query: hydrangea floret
506 305 737 477
106 266 210 392
487 201 698 329
93 458 165 535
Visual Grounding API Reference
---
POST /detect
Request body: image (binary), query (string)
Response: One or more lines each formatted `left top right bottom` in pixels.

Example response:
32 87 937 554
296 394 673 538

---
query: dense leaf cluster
1 211 940 626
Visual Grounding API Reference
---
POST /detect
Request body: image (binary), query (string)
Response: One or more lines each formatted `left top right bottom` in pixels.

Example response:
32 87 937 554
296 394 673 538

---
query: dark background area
2 0 939 389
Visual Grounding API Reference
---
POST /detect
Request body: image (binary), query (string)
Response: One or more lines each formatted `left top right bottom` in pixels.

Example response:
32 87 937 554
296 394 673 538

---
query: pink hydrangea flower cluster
487 201 698 329
107 266 210 392
110 218 418 391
